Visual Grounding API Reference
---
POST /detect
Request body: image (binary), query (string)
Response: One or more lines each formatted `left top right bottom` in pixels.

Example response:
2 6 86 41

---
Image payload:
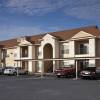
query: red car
54 67 76 78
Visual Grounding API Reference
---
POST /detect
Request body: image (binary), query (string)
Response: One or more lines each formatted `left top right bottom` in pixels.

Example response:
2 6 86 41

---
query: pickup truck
54 67 76 78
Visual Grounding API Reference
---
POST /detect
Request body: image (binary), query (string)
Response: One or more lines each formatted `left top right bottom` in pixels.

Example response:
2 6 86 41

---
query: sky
0 0 100 40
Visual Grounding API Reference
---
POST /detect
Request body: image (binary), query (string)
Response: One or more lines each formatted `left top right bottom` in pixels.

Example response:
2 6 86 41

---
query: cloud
4 0 67 15
2 0 100 21
67 5 100 20
63 0 100 21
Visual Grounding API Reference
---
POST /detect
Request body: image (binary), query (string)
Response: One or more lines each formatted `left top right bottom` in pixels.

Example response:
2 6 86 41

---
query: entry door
22 61 28 70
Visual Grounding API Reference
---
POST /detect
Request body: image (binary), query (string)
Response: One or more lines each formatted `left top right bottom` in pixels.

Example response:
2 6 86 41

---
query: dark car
95 67 100 78
54 67 76 78
80 67 96 79
0 67 6 74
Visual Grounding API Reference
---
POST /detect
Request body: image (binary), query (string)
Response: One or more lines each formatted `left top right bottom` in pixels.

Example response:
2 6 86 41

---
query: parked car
15 67 28 75
4 67 28 75
4 67 17 75
54 67 76 78
95 67 100 79
80 67 96 79
0 67 5 74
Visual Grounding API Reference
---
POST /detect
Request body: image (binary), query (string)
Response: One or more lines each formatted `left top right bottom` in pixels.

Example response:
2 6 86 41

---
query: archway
43 43 53 73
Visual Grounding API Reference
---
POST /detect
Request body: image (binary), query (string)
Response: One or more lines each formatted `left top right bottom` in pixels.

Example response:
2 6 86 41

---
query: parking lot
0 75 100 100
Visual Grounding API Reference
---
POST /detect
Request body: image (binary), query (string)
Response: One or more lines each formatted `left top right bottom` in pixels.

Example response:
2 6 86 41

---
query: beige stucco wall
89 38 96 57
69 41 75 57
5 48 15 67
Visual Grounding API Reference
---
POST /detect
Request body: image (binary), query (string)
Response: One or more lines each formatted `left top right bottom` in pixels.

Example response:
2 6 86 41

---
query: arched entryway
43 43 53 73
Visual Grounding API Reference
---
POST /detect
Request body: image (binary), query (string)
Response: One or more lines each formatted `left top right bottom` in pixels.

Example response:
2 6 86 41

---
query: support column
75 60 78 80
28 61 33 73
89 38 95 57
41 60 44 78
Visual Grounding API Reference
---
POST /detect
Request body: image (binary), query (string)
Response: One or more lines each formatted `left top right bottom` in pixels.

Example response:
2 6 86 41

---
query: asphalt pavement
0 76 100 100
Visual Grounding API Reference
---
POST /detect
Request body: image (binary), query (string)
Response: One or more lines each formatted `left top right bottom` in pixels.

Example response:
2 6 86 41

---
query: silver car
15 67 28 75
4 67 28 75
4 67 17 75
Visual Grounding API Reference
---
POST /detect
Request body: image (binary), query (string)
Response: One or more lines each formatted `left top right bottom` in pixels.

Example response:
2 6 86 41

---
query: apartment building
0 26 100 74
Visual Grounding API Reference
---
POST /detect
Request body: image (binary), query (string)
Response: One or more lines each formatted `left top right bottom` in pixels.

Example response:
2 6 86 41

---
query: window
61 44 69 54
21 46 28 57
80 43 89 54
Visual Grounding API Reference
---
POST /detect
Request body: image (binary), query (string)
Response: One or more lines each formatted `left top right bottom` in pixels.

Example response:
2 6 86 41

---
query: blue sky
0 0 100 40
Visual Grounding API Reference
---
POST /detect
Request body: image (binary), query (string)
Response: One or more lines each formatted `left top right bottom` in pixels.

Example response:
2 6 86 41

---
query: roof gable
18 40 32 46
71 31 94 39
43 34 56 39
17 37 31 46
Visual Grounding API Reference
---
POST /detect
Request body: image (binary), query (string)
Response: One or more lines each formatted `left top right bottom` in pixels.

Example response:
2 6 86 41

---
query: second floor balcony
75 40 89 55
20 46 28 58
